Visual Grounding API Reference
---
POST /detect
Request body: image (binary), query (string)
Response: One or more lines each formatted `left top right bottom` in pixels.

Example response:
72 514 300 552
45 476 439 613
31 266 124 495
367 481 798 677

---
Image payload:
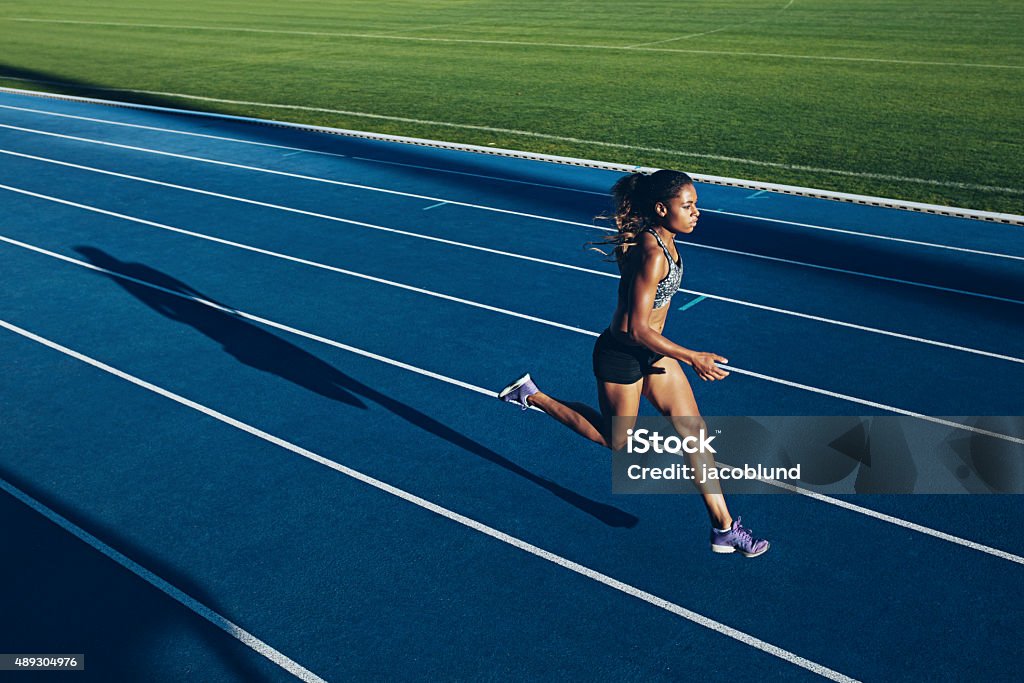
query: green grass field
1 0 1021 214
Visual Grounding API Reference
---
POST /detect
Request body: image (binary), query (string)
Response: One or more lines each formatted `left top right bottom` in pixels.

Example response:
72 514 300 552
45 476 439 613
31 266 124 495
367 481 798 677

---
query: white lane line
703 209 1024 262
677 289 1024 366
349 155 607 195
0 235 506 400
688 240 1024 306
2 230 1021 449
3 102 1020 261
0 192 597 338
0 477 327 683
0 318 859 683
0 80 1021 196
722 364 1024 445
8 17 1022 71
2 168 1023 367
0 179 606 279
765 479 1024 565
1 126 1021 305
0 103 351 160
422 201 449 211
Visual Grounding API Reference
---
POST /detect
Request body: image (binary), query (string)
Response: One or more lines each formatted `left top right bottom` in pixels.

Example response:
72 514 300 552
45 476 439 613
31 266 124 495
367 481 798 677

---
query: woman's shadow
73 246 638 528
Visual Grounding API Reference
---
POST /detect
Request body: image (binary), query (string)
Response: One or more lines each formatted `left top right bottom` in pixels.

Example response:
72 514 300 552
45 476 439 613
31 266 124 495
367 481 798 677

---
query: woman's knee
670 415 707 437
608 432 628 451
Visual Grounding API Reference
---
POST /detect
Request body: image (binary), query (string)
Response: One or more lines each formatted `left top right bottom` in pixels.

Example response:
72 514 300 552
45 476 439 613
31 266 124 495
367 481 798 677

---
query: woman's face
657 184 700 234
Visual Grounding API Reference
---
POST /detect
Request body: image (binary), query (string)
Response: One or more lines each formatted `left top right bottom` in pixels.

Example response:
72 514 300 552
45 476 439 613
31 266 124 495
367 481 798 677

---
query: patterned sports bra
617 228 683 310
645 228 683 309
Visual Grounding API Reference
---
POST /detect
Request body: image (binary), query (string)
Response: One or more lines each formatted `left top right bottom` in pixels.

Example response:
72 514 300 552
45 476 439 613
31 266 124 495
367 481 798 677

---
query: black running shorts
592 329 664 384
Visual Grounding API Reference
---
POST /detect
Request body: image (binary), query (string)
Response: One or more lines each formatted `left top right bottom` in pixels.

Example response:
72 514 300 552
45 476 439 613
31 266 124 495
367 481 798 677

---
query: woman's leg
641 357 733 530
528 379 643 450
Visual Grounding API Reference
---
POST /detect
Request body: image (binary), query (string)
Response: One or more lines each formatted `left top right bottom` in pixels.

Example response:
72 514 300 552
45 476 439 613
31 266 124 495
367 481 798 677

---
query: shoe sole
498 373 532 400
711 542 770 558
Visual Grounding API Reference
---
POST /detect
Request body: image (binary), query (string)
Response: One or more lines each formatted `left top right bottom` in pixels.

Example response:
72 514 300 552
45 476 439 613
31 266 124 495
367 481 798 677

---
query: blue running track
1 88 1022 682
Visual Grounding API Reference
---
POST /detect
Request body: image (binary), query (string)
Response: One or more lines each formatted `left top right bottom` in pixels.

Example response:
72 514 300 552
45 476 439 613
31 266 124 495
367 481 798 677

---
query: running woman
499 170 769 557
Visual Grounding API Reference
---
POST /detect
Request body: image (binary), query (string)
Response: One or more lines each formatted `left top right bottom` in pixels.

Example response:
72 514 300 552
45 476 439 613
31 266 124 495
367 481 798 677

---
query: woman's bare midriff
609 303 668 344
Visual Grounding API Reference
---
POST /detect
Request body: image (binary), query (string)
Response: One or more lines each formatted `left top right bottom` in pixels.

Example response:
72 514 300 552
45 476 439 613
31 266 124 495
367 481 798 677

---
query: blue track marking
2 88 1023 680
678 295 708 311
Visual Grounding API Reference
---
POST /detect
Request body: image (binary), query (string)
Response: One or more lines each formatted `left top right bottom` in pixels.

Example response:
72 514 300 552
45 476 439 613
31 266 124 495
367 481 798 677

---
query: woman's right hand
689 352 730 381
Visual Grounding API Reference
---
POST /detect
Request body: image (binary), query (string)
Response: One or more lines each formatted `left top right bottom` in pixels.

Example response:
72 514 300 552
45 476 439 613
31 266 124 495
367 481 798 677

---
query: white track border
0 85 1021 226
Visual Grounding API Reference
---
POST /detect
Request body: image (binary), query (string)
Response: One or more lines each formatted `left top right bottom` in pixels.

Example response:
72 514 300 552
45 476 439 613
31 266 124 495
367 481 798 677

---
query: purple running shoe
710 517 770 558
498 373 539 410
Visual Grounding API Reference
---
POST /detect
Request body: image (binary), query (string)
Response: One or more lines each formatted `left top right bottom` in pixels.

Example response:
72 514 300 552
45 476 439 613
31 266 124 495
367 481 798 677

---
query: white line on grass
0 317 859 683
1 256 1022 567
2 229 1022 450
375 21 473 36
628 0 796 48
1 159 1023 366
627 24 732 47
0 477 327 683
7 17 1022 71
1 124 1022 305
0 77 1021 195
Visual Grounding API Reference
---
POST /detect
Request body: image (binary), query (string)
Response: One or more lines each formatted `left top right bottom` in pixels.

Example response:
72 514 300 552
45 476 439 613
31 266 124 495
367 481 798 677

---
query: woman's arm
625 236 730 381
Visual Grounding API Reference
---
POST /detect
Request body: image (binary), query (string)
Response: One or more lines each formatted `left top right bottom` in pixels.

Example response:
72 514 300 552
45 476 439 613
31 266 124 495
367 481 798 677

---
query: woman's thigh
643 358 716 478
642 357 701 418
597 379 644 450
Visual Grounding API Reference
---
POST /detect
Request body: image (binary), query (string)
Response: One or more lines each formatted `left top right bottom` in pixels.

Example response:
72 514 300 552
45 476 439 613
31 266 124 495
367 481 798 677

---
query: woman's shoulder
621 230 669 275
634 229 667 259
619 231 655 262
